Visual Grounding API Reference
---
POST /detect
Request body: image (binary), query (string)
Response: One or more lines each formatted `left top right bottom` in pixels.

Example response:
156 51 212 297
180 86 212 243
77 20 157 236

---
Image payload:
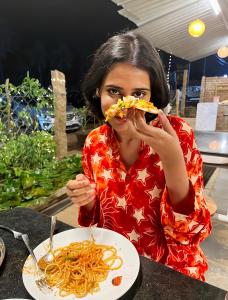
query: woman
66 32 211 281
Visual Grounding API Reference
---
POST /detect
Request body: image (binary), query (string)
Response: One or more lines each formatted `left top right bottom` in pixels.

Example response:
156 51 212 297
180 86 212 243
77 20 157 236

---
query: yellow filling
105 96 158 122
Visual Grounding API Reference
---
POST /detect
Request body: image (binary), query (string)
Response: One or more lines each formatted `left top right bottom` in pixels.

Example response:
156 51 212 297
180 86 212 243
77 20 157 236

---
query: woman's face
99 62 151 133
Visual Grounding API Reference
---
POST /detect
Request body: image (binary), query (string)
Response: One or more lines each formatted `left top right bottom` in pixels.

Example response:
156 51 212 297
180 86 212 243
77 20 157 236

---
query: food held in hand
105 96 159 122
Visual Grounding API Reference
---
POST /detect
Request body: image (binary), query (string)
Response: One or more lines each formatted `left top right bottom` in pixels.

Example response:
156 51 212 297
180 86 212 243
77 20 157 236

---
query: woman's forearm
162 155 190 205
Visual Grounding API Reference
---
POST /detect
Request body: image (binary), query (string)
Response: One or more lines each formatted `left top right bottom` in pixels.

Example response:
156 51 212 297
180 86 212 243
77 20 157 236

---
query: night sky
190 55 228 82
0 0 136 104
0 0 227 105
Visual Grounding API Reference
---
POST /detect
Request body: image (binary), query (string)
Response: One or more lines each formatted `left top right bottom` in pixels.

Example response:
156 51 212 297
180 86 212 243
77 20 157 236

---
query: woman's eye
108 88 120 96
133 91 145 98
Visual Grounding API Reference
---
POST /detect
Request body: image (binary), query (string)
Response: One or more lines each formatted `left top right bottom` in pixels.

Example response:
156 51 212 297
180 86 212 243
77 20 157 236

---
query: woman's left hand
130 110 183 165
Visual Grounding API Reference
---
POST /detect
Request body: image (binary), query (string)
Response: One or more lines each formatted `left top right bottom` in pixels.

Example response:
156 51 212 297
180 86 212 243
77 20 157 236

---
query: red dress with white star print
78 115 211 281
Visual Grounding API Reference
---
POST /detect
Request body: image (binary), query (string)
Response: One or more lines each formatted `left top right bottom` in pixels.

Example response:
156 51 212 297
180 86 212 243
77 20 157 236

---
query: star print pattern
107 148 112 157
119 171 126 181
146 185 162 201
133 208 145 224
136 168 151 184
180 121 192 135
84 136 92 148
144 146 155 158
78 115 211 281
127 229 140 242
99 134 106 144
154 160 163 171
101 169 112 180
185 147 192 164
116 196 127 210
91 153 102 165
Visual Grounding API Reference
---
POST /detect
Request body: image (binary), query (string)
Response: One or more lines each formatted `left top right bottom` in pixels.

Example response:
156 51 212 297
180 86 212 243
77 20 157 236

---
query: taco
105 96 159 122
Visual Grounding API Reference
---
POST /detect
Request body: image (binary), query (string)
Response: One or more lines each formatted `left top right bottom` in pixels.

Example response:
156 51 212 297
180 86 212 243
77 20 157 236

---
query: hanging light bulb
217 46 228 58
188 19 206 37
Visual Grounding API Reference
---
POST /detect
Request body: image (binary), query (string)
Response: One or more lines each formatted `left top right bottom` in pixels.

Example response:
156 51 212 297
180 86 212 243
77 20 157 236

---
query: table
194 131 228 221
0 208 227 300
194 131 228 164
194 131 228 157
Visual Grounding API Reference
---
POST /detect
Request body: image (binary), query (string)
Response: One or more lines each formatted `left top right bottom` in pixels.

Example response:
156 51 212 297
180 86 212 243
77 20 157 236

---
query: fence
0 94 54 137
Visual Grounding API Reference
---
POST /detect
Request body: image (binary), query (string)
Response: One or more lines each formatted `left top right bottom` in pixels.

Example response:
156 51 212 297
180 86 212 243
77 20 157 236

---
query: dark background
0 0 136 105
0 0 227 105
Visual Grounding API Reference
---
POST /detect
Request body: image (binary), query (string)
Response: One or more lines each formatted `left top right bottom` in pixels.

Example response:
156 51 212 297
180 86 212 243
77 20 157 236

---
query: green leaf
13 167 23 177
21 175 36 189
30 187 47 197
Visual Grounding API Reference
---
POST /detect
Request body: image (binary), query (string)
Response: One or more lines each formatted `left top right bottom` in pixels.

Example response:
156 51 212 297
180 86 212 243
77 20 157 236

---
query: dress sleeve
78 136 100 227
160 119 212 280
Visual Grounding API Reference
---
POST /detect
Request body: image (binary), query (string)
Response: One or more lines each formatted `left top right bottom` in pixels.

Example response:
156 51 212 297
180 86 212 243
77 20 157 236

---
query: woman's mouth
115 116 127 123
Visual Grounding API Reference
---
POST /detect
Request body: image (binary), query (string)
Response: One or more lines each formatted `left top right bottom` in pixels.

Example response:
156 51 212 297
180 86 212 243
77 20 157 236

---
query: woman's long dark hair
82 31 169 120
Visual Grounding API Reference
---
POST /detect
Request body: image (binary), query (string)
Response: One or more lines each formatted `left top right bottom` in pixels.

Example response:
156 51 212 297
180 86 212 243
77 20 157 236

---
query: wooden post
215 76 218 97
181 69 188 117
5 78 12 129
51 70 67 160
200 76 206 102
175 89 179 116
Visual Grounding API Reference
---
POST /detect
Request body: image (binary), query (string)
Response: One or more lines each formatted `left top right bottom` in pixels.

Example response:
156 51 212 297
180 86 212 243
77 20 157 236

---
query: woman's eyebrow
105 85 150 91
105 85 123 89
132 88 151 91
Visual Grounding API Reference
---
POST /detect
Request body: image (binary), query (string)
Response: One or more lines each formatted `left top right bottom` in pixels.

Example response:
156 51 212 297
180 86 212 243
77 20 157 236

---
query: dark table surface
0 207 227 300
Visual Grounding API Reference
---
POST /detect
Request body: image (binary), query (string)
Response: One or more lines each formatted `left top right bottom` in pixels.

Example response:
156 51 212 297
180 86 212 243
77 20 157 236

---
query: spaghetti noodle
38 239 123 298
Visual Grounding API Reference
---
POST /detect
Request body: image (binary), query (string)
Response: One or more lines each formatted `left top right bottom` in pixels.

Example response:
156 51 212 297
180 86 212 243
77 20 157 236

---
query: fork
0 225 23 240
22 234 51 293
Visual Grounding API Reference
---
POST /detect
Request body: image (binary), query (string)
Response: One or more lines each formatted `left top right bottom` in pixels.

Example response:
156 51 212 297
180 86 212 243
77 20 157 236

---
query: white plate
22 227 140 300
0 237 6 267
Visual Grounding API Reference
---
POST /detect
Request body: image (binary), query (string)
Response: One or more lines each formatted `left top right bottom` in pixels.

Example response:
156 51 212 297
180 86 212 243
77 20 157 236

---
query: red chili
112 276 122 286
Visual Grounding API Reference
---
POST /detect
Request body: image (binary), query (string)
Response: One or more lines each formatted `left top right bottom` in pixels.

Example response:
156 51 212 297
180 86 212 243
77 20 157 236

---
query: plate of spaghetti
22 227 140 300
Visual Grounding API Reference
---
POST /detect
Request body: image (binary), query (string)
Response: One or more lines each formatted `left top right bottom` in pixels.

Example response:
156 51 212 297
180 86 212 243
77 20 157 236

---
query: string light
167 53 172 83
157 49 172 83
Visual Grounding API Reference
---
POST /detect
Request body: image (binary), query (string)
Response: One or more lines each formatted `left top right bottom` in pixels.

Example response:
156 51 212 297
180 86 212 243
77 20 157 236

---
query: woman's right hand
66 174 96 209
